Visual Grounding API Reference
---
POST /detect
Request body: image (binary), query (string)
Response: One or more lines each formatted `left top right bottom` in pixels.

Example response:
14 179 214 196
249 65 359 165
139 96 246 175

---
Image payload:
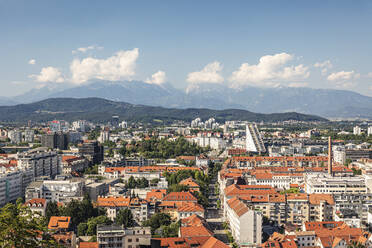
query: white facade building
368 126 372 136
0 171 22 206
246 123 266 153
226 197 262 246
353 126 362 135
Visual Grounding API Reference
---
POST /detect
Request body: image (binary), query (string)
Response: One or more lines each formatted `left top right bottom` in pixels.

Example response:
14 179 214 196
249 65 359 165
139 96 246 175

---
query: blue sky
1 0 372 96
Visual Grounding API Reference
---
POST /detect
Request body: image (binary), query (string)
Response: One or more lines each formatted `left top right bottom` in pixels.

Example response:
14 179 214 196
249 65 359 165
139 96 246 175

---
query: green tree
161 221 179 237
77 222 88 236
126 176 137 188
115 208 134 227
143 213 171 233
167 184 189 193
84 164 99 174
0 202 58 247
45 201 60 223
59 194 99 229
86 215 112 236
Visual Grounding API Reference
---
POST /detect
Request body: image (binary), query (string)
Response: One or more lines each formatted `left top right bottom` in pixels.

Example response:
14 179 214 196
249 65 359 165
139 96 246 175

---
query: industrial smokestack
328 136 332 175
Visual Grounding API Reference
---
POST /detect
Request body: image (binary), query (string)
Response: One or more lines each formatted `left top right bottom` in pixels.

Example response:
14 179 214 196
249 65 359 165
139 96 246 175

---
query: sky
0 0 372 96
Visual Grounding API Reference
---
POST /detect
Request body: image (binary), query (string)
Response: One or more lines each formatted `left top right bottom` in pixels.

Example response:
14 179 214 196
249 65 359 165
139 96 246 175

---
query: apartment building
61 155 89 174
0 170 22 206
226 197 262 246
246 123 266 153
17 148 59 178
96 196 150 222
97 225 151 248
25 176 84 202
305 174 370 223
244 171 303 189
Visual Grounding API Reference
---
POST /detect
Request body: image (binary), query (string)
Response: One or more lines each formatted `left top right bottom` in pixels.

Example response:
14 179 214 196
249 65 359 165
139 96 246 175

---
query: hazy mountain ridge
3 80 372 118
0 97 326 123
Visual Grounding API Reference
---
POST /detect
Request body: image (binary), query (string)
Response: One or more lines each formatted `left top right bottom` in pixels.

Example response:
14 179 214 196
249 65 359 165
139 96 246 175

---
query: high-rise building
41 132 68 150
328 136 332 175
111 116 119 128
98 127 110 143
0 171 22 207
49 120 69 132
8 130 22 144
246 124 266 153
368 126 372 136
353 126 362 135
23 129 34 143
78 140 104 165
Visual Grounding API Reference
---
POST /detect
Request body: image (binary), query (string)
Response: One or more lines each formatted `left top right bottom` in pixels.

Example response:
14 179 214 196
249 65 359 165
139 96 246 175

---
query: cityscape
1 1 372 248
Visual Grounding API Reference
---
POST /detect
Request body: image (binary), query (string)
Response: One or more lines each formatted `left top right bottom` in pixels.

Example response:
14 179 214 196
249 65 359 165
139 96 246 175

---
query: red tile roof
25 198 46 207
163 191 197 202
201 237 230 248
227 197 249 217
79 242 98 248
180 225 213 238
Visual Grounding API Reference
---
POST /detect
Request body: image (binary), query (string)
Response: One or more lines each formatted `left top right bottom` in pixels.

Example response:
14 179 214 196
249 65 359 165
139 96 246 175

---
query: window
128 239 132 243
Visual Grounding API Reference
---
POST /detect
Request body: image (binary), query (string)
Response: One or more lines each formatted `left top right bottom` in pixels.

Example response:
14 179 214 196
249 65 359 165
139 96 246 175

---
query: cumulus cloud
229 53 309 88
145 70 167 85
327 70 360 81
72 45 103 54
327 70 360 89
186 61 224 84
314 60 332 75
70 48 139 84
28 59 36 65
29 66 64 83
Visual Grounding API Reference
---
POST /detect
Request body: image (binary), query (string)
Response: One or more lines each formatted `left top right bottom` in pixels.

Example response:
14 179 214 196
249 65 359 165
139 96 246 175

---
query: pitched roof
308 194 335 205
227 197 249 217
25 198 46 207
201 237 230 248
180 225 213 238
48 216 71 230
97 196 130 207
146 189 167 202
179 178 200 188
286 193 308 201
163 191 197 202
177 202 205 213
181 214 206 227
224 184 276 197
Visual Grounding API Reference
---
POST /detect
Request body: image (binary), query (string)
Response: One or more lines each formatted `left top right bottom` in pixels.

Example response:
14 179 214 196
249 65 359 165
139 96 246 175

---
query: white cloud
29 66 64 83
72 45 103 54
327 70 359 81
28 59 36 65
327 70 360 89
186 61 224 84
367 72 372 78
70 48 139 84
229 53 309 88
145 70 167 85
314 60 332 75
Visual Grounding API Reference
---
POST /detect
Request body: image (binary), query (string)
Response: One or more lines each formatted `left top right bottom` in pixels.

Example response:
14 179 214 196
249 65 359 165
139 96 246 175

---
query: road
206 174 229 244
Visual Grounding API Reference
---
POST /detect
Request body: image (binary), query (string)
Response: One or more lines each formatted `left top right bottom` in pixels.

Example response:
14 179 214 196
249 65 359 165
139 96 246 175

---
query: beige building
97 225 151 248
226 197 262 247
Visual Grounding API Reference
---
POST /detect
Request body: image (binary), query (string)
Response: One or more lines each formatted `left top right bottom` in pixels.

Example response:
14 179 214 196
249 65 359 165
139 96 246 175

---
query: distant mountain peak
5 80 372 119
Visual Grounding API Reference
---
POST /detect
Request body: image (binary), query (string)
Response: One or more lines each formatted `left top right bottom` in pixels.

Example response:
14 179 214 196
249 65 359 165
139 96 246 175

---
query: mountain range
0 97 326 123
2 80 372 119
